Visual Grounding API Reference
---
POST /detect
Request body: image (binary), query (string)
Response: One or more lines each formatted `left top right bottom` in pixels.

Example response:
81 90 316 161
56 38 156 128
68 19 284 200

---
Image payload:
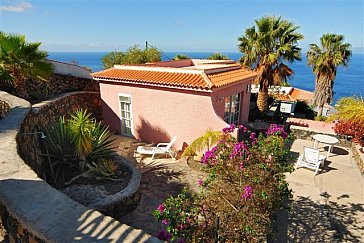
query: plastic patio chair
135 136 177 160
295 147 326 175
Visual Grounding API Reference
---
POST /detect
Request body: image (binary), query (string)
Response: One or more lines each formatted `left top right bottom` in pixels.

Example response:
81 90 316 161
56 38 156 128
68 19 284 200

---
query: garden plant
153 124 293 242
43 109 117 187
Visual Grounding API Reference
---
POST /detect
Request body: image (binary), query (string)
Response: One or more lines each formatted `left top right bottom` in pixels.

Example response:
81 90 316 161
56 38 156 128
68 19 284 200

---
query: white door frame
117 93 133 137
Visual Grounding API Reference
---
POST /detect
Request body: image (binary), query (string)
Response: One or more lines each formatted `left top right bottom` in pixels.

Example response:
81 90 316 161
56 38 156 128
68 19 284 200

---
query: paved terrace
113 136 364 241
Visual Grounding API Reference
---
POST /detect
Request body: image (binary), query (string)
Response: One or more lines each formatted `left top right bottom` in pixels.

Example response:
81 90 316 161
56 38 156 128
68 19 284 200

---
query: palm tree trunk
257 89 269 112
317 105 324 116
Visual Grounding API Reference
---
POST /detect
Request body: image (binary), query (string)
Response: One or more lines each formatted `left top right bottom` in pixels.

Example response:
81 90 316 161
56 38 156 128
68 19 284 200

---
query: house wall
211 78 253 124
100 83 223 149
99 79 252 150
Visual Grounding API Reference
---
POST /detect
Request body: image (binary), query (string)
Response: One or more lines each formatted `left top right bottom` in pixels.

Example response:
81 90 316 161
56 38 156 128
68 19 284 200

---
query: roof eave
93 77 212 93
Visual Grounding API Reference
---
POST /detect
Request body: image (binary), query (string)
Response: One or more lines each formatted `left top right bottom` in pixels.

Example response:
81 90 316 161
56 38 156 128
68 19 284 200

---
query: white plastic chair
135 136 177 160
295 147 326 175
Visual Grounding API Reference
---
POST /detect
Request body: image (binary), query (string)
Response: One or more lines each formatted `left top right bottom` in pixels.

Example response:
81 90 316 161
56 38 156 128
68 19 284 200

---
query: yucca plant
183 129 222 157
67 109 95 170
87 121 116 162
44 109 117 186
44 117 78 184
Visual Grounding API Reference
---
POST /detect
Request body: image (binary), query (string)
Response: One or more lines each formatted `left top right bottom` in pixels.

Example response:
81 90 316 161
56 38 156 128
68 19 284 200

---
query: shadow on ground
271 194 364 242
120 158 190 236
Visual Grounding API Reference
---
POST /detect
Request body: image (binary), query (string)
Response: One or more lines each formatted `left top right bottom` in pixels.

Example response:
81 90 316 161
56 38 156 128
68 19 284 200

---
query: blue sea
48 52 364 104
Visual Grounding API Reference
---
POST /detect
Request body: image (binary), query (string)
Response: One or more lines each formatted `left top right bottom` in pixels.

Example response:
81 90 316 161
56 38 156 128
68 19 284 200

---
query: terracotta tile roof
290 88 313 101
92 68 208 89
207 68 256 88
273 87 314 102
92 61 257 90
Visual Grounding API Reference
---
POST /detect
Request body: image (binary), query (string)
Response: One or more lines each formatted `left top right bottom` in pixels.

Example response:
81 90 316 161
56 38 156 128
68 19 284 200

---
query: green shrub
154 124 293 242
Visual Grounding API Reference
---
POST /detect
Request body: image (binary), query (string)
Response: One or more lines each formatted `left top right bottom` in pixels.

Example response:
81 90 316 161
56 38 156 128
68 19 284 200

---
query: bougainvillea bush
153 124 293 242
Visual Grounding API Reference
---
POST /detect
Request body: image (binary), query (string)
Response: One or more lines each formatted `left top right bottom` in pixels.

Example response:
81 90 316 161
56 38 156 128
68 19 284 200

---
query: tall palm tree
307 33 351 116
207 52 229 60
173 54 190 60
0 32 53 99
238 16 303 112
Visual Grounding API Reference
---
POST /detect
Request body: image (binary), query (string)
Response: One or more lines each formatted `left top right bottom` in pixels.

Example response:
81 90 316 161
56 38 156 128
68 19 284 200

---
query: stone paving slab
273 139 364 242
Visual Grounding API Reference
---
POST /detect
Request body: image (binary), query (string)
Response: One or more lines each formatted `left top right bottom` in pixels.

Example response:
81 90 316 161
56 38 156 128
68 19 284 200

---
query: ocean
48 52 364 104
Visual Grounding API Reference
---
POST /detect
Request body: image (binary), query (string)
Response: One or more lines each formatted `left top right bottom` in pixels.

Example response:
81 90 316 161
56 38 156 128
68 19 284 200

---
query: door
119 94 133 137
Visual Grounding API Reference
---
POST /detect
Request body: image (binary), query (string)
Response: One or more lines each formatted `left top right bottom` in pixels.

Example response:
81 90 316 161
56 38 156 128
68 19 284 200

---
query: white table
312 134 339 158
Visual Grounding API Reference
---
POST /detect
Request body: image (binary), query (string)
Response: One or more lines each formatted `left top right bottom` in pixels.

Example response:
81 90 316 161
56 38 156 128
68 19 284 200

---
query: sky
0 0 363 53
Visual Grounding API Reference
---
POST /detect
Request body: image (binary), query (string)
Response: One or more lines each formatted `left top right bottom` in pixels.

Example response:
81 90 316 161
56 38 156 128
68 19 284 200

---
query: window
224 93 241 125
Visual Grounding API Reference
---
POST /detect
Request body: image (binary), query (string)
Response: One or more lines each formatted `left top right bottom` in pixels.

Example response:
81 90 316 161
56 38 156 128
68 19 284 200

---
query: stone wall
289 125 352 148
0 73 99 102
0 100 10 118
352 144 364 175
17 91 102 178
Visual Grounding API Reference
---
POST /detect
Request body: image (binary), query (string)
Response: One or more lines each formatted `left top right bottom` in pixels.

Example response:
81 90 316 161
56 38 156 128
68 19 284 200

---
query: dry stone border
0 91 160 243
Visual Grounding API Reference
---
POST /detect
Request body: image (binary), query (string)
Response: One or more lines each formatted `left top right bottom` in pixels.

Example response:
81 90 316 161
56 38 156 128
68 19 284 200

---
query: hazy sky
1 0 363 52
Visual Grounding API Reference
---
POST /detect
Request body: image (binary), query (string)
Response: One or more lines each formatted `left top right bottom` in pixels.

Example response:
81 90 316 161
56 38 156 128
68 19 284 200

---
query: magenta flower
156 230 172 241
202 150 217 164
239 162 244 170
222 124 236 134
162 219 168 225
157 204 165 214
266 124 288 138
230 141 250 159
242 185 253 200
249 132 257 144
197 178 204 186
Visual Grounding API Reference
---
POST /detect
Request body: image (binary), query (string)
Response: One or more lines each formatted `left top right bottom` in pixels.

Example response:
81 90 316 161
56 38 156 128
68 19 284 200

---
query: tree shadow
119 157 190 236
134 116 171 146
270 194 364 242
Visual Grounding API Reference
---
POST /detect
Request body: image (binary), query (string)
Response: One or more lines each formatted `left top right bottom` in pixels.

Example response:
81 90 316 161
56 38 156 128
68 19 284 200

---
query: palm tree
173 54 190 60
307 33 351 116
0 32 53 99
238 16 303 112
207 52 229 60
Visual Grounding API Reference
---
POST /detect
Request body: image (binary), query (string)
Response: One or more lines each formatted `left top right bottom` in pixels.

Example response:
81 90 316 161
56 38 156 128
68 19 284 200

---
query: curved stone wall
0 99 10 118
17 91 102 178
0 91 159 242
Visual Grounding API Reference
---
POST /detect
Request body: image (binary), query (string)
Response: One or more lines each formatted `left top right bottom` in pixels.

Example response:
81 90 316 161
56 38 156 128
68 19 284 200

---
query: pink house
92 59 257 150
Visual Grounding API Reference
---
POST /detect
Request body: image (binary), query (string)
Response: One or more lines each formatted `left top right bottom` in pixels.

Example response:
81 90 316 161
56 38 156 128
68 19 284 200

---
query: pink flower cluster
229 141 250 159
242 185 253 200
266 124 288 138
249 132 257 145
201 146 217 164
222 124 236 134
157 204 165 214
222 124 248 134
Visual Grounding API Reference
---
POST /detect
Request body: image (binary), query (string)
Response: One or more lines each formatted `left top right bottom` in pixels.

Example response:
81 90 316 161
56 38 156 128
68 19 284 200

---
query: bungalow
92 59 257 149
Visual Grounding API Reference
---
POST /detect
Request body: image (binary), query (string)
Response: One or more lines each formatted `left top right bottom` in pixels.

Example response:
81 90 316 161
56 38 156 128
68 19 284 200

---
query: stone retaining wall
17 91 102 178
289 125 352 148
352 144 364 175
0 73 99 102
0 99 10 118
0 91 159 242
